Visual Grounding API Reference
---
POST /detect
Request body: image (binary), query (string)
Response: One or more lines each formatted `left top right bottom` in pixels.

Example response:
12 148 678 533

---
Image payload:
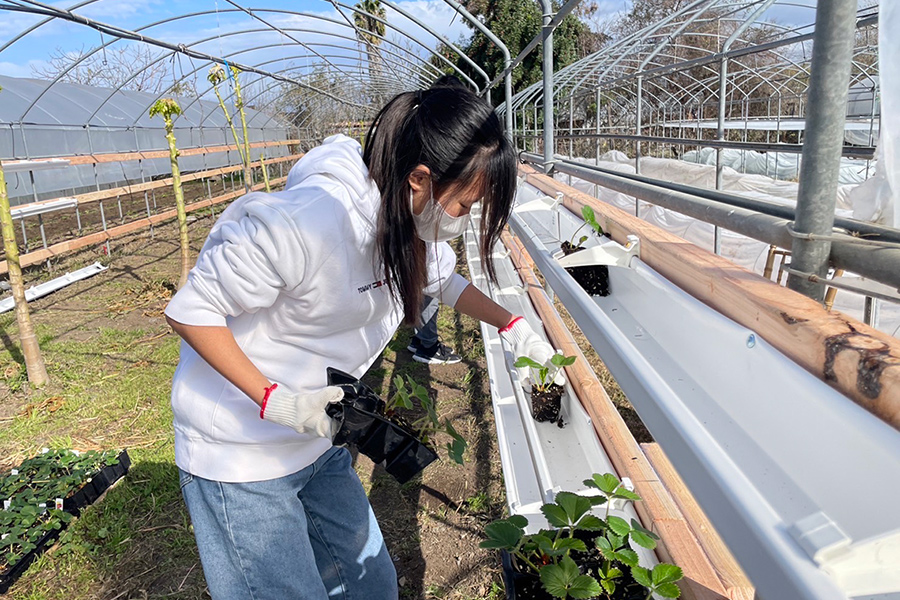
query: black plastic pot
560 242 611 297
326 368 438 484
0 450 131 593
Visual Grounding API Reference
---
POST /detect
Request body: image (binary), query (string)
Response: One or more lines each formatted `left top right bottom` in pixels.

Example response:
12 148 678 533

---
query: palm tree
353 0 387 104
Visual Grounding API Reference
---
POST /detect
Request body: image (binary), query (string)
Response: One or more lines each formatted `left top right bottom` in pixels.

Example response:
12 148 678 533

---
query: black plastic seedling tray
326 368 437 484
0 450 130 593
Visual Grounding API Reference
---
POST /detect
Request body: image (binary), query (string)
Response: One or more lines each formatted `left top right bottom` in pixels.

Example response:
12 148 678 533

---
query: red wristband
499 316 524 334
259 383 278 419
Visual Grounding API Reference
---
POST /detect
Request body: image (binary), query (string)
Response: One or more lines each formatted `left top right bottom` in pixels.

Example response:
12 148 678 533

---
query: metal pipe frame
2 1 365 111
787 0 860 301
530 153 900 245
0 0 485 125
520 153 900 292
506 1 878 155
545 132 875 160
538 0 554 173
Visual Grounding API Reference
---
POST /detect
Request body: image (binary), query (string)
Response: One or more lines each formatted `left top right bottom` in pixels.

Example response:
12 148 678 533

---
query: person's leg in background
407 295 461 364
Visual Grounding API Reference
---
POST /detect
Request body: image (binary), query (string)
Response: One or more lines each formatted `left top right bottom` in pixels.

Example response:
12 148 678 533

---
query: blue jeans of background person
179 446 398 600
413 295 439 347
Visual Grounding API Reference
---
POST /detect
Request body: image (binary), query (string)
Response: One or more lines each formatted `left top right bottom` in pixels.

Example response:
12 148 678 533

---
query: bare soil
530 384 563 424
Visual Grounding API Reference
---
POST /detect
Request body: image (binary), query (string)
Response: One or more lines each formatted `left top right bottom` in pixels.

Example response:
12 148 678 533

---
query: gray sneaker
412 341 462 365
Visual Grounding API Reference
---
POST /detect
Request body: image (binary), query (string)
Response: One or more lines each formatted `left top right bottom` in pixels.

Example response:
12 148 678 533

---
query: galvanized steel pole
539 0 555 173
787 0 859 301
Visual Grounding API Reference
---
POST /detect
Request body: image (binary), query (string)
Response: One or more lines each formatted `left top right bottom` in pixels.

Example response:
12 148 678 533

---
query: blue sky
0 1 633 82
0 0 830 83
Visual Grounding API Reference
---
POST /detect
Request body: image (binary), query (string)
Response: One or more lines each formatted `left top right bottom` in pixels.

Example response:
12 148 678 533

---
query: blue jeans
179 447 398 600
413 295 439 347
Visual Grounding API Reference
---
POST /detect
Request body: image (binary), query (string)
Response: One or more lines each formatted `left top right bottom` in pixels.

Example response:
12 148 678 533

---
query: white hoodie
165 135 469 483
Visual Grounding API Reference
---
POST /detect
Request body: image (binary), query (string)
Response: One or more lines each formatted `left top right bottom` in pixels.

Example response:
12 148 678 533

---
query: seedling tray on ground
0 449 130 593
326 368 438 484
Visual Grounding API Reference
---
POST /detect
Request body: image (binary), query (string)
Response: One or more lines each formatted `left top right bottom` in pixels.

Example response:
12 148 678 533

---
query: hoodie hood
285 134 375 201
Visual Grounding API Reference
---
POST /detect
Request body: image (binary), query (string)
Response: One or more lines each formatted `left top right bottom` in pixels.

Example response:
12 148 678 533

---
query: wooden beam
520 164 900 430
3 139 300 167
0 177 286 275
22 153 302 209
643 443 754 600
501 230 734 600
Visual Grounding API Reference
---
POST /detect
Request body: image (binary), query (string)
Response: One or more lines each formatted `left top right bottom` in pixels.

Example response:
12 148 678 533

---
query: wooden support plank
501 230 731 600
0 177 286 275
9 154 303 211
643 443 754 600
3 139 300 167
69 153 302 207
520 165 900 429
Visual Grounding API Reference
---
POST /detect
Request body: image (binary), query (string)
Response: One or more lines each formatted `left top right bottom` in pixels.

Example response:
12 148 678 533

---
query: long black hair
363 87 516 325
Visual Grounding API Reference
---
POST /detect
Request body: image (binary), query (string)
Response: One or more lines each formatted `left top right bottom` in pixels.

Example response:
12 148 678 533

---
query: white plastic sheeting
879 2 900 229
681 147 873 185
555 155 900 339
592 151 859 218
0 75 290 205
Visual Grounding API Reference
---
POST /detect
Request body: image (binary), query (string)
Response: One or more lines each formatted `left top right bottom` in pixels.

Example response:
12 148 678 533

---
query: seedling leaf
541 503 570 528
480 520 523 550
554 537 587 554
508 514 529 528
631 566 651 587
606 515 631 537
555 491 593 525
514 356 543 369
655 583 682 598
585 473 620 494
576 514 606 531
630 529 657 549
614 548 639 567
540 556 601 599
652 564 683 586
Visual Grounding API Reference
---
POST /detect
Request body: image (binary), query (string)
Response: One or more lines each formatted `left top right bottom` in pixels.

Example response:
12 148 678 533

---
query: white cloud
0 59 48 78
76 0 167 21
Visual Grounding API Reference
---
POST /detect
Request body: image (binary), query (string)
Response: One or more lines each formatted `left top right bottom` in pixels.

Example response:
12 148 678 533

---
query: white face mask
410 184 470 242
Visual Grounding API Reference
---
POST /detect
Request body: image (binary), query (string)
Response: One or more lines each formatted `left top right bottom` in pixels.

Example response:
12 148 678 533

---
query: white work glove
260 384 344 439
499 317 566 390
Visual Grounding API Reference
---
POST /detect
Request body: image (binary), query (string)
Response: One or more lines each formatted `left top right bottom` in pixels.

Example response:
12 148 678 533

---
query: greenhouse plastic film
879 2 900 228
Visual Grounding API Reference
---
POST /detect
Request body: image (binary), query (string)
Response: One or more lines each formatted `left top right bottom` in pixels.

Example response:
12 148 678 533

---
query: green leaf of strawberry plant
514 356 543 369
652 563 683 586
655 582 682 598
614 548 639 567
541 503 570 529
631 566 651 587
606 515 631 537
555 491 593 526
480 520 524 550
540 556 602 599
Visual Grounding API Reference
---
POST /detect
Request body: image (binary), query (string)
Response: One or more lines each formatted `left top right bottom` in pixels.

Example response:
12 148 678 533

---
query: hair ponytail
364 87 516 325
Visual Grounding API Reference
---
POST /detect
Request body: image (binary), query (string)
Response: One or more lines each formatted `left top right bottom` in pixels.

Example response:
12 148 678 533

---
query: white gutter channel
463 202 659 570
476 183 900 600
0 262 107 314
